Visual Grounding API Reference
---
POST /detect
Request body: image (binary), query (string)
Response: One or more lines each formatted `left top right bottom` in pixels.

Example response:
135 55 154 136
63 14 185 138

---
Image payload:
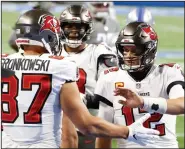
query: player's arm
141 81 184 115
60 81 128 138
115 87 184 115
61 113 78 148
59 61 128 138
166 97 184 114
143 81 184 115
115 66 184 115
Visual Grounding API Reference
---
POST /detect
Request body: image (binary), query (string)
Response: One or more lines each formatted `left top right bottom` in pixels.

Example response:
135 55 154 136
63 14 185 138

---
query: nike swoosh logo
133 134 137 140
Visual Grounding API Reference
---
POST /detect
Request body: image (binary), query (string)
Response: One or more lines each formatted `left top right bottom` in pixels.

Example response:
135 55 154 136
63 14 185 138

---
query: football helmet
28 2 54 11
87 2 114 19
126 7 155 26
115 22 158 72
15 9 61 55
59 5 93 48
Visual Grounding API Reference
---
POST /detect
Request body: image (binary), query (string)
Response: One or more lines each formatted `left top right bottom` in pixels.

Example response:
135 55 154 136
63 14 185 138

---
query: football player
1 9 160 148
94 22 184 148
58 4 118 148
86 2 120 48
126 7 155 26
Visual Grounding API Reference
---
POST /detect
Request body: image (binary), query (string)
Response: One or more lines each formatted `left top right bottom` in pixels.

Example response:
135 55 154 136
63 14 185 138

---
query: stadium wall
113 2 184 7
2 2 184 17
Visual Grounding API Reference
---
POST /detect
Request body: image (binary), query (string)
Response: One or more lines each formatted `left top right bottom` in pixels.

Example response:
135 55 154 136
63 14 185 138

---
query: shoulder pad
159 63 177 68
49 55 64 60
159 63 182 70
1 54 9 58
104 67 119 75
159 63 184 77
98 54 118 67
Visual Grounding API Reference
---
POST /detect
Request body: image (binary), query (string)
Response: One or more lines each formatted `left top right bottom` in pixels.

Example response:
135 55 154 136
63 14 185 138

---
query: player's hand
114 87 144 108
126 113 160 146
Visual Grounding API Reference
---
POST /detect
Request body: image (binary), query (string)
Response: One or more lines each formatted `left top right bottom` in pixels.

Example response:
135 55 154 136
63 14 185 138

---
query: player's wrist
142 97 167 114
139 97 144 108
123 126 129 139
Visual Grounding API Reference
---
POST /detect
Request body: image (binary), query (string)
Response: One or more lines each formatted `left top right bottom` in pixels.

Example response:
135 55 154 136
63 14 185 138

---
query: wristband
142 97 167 114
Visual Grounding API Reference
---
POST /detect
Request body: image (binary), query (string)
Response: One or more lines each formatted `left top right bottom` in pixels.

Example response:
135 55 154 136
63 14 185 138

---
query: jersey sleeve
95 72 114 121
55 60 79 85
62 60 79 83
165 65 184 98
168 84 184 99
94 71 113 105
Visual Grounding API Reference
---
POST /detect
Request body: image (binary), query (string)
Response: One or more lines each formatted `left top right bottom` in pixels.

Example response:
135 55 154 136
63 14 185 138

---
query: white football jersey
95 64 184 148
1 53 78 148
58 43 116 116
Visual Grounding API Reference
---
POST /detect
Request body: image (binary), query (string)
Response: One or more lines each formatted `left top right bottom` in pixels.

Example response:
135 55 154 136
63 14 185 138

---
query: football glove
127 113 160 146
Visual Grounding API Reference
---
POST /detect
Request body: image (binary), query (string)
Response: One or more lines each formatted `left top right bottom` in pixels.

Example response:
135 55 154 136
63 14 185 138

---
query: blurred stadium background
1 1 184 148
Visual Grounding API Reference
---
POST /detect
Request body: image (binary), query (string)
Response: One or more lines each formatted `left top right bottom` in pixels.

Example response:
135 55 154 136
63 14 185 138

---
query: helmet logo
38 14 60 33
141 26 157 40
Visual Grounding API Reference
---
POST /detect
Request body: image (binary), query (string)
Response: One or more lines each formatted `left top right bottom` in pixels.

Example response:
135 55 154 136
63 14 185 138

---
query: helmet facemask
59 5 93 49
60 22 91 48
40 29 61 55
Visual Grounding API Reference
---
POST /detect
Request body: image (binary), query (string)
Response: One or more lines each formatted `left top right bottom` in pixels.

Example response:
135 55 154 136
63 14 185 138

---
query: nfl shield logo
136 83 141 89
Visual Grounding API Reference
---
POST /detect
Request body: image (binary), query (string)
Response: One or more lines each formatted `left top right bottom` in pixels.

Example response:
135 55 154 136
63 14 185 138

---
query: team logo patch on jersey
115 82 124 88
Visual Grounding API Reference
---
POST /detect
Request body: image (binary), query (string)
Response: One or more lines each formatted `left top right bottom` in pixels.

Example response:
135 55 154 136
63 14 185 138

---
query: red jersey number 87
1 73 52 124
